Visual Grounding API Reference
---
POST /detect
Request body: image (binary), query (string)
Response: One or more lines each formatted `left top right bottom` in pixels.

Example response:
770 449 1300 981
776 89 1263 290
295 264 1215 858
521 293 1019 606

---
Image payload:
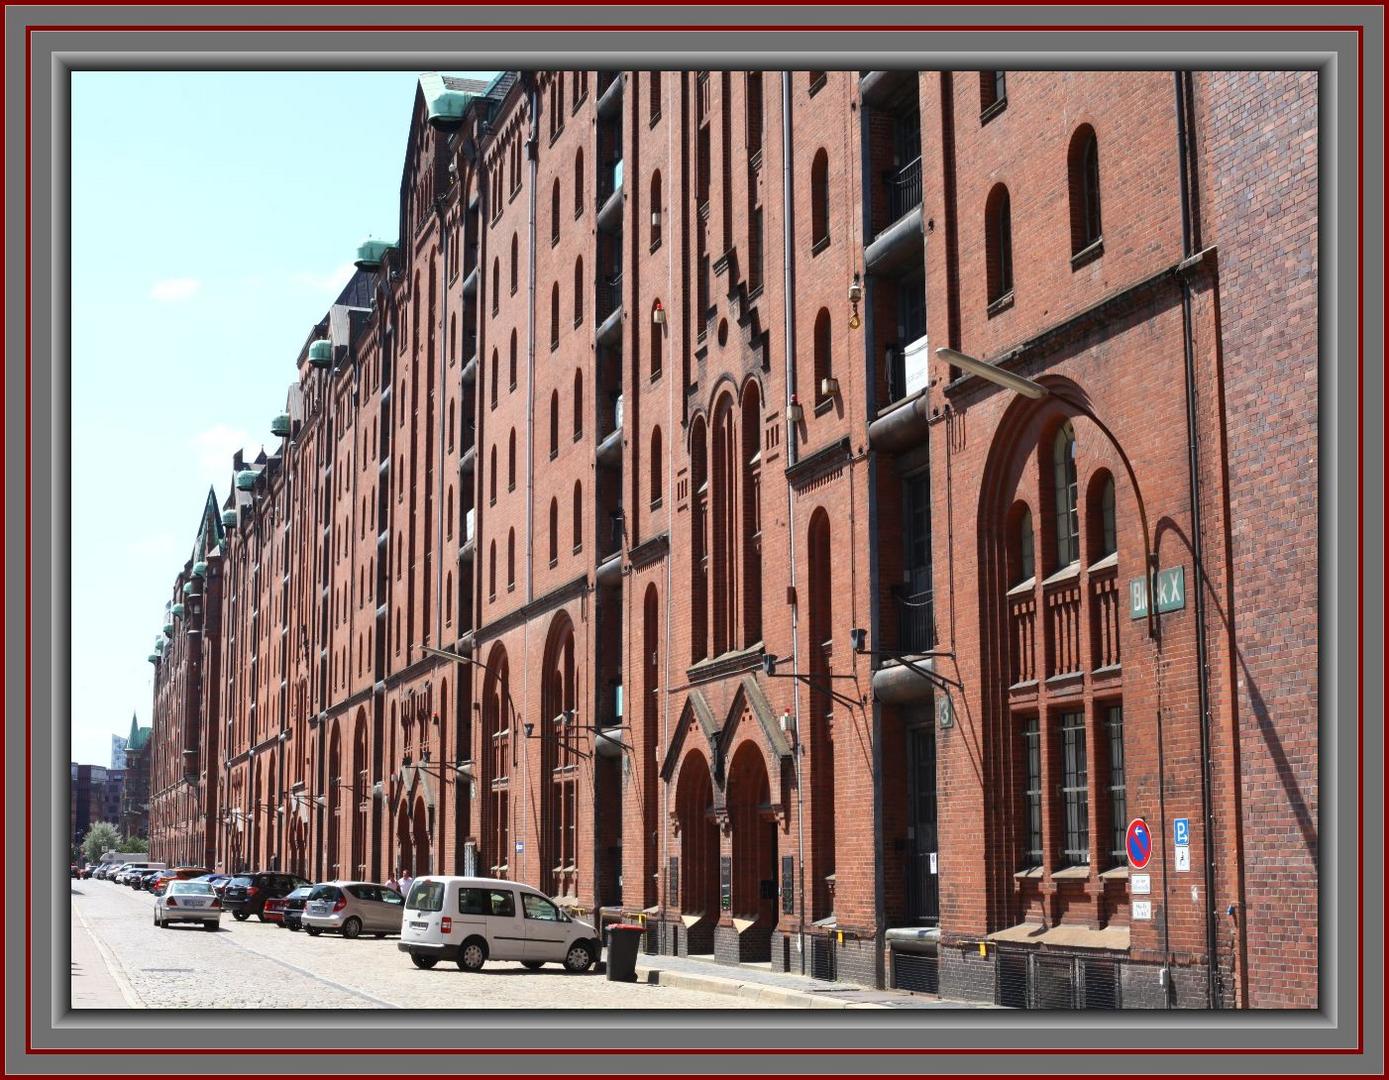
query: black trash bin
605 923 645 983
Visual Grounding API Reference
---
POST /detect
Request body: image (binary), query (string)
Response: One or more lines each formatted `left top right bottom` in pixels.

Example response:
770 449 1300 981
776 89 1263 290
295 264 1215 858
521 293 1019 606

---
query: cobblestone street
70 880 788 1010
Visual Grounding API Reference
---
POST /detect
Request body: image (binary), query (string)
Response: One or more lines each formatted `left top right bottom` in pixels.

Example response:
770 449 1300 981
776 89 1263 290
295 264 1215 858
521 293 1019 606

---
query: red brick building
146 69 1317 1009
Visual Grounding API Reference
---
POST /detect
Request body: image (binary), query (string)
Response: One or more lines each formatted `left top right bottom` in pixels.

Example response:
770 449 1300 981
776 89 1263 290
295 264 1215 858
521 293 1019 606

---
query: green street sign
1129 565 1186 619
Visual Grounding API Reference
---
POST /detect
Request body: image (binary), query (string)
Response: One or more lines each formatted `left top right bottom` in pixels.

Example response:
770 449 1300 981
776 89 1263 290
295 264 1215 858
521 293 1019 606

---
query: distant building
110 733 129 771
70 762 126 853
120 713 152 840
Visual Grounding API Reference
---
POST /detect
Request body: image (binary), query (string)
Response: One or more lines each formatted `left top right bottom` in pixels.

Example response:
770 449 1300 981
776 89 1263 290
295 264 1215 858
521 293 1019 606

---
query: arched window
806 508 836 918
573 256 584 325
506 529 516 590
488 541 497 600
489 446 498 505
1052 422 1079 567
985 183 1014 304
550 282 560 350
574 148 585 215
549 391 560 459
650 300 664 381
810 149 830 249
551 178 561 245
449 312 456 362
549 498 559 566
649 72 662 124
490 349 499 408
813 308 833 405
447 402 455 451
509 329 518 390
510 232 519 295
741 382 763 644
650 426 663 508
1089 472 1117 561
445 572 453 624
446 486 454 539
491 257 500 314
650 171 662 249
572 480 583 553
1015 504 1035 585
572 369 584 440
508 429 517 491
1068 125 1102 255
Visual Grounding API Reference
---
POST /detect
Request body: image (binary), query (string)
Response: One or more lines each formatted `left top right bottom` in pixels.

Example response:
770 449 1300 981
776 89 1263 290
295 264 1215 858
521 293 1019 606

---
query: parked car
302 882 405 940
221 872 310 921
278 886 315 932
261 895 289 925
150 870 180 896
397 876 600 973
153 880 221 930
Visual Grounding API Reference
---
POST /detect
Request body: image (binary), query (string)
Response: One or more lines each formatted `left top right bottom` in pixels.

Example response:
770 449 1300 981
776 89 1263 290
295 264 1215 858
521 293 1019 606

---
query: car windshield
229 876 254 887
169 882 212 895
407 880 445 912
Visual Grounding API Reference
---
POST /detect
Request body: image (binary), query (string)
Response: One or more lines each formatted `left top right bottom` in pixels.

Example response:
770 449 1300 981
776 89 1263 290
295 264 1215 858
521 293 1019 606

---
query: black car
278 885 315 932
135 869 163 891
221 872 310 921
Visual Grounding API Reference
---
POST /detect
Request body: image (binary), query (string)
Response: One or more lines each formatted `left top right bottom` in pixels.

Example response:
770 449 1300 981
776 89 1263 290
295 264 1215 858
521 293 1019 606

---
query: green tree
81 821 121 865
120 835 149 854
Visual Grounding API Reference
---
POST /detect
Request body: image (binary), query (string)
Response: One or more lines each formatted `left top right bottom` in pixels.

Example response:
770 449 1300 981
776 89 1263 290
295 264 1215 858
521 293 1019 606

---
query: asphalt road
70 879 787 1010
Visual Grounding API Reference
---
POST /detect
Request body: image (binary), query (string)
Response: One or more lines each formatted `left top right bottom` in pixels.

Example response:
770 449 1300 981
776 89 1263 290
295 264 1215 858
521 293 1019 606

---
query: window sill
550 340 559 353
508 484 516 494
1051 865 1091 882
1007 576 1036 597
986 290 1014 318
548 558 558 569
1099 866 1130 881
1042 561 1081 587
649 110 661 128
1013 866 1044 880
574 316 584 330
650 369 662 386
1088 551 1119 572
507 584 515 594
551 233 559 249
650 497 663 511
811 235 830 257
813 397 836 417
509 381 517 392
549 450 558 461
650 237 662 255
574 204 584 221
573 431 583 443
572 544 582 555
1070 237 1104 270
809 74 827 97
980 97 1008 125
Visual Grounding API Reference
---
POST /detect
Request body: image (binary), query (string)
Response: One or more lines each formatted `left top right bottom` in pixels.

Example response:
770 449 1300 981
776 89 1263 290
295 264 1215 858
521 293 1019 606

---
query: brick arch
540 609 579 898
672 746 719 953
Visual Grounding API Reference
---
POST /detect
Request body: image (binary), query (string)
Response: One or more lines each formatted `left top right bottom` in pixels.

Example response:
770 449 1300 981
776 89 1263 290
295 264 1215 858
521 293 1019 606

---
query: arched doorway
395 799 412 877
674 748 719 954
727 741 777 962
326 722 342 879
807 508 837 920
351 709 368 879
540 612 579 899
481 644 512 878
412 796 431 875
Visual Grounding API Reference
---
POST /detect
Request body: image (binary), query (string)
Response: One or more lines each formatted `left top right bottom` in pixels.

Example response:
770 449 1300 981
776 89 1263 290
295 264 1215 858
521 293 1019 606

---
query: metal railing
894 585 936 654
597 272 623 324
597 158 623 207
884 155 923 229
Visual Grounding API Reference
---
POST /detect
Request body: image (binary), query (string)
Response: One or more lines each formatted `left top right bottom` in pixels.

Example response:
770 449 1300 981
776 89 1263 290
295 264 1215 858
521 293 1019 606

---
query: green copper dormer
171 603 185 618
192 560 208 578
163 619 173 636
154 637 165 653
420 73 480 128
308 338 333 367
148 653 160 664
234 469 258 491
353 239 396 272
182 580 198 596
221 509 238 528
271 413 291 437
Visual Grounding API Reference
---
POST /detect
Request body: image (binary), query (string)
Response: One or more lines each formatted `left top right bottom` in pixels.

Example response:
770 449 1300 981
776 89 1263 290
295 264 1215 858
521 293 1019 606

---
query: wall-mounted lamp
652 300 666 325
523 722 535 739
787 396 804 424
820 376 840 400
849 628 867 654
778 709 797 740
651 210 661 228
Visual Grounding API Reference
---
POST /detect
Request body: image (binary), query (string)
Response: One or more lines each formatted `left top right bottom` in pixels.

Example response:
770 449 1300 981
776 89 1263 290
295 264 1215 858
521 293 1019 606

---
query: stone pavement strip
70 880 790 1010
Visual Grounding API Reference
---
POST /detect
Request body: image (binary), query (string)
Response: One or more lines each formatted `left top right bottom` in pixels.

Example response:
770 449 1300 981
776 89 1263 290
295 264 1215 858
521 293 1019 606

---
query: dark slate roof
485 71 518 101
442 75 488 94
334 267 376 309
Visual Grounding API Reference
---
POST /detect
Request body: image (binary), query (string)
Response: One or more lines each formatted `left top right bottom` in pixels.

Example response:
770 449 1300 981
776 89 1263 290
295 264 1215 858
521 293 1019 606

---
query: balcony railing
597 272 623 324
894 585 936 655
884 155 923 228
597 158 624 208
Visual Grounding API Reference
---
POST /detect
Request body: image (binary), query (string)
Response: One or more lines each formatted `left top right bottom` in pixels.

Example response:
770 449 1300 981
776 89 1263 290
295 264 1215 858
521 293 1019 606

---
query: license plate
411 920 429 930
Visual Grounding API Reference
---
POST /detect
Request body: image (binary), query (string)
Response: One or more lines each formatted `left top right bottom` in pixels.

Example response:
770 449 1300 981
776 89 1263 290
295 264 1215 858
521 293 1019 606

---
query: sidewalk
70 890 139 1009
633 951 990 1010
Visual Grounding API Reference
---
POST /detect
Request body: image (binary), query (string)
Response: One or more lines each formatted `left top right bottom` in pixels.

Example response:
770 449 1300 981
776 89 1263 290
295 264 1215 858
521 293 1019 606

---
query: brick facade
145 69 1317 1008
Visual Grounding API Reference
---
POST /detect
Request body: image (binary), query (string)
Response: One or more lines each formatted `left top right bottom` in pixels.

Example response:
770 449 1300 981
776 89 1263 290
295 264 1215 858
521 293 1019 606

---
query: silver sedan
154 880 222 930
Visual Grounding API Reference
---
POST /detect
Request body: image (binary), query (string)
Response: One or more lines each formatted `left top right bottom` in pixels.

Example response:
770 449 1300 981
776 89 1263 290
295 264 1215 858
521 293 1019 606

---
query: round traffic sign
1125 818 1153 870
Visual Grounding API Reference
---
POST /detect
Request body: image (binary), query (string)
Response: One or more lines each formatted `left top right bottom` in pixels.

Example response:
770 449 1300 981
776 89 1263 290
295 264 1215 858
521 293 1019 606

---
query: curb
635 965 888 1009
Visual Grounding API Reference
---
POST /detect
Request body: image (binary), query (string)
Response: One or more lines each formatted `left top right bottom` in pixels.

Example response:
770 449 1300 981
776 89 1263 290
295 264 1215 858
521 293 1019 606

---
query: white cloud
290 261 356 295
190 422 250 482
149 277 202 302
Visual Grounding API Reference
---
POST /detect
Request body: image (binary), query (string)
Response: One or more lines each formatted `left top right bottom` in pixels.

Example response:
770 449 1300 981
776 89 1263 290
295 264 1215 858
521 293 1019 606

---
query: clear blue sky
71 71 495 767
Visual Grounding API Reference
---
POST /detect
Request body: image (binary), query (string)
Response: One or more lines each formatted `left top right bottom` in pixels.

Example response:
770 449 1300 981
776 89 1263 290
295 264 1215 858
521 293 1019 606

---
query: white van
397 876 600 974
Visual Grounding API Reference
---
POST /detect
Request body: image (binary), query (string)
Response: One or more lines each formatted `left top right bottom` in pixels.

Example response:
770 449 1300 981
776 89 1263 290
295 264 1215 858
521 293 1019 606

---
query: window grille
1106 704 1127 866
1021 716 1042 868
1060 711 1090 866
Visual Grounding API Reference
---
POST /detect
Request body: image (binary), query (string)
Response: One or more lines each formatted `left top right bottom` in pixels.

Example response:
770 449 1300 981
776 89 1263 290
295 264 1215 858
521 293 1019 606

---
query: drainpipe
780 71 807 976
525 78 540 606
436 195 449 653
1174 69 1221 1009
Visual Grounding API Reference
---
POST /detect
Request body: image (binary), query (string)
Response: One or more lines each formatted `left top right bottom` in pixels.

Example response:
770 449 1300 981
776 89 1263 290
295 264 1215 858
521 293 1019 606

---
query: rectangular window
1106 704 1127 866
1059 711 1090 866
1021 716 1042 869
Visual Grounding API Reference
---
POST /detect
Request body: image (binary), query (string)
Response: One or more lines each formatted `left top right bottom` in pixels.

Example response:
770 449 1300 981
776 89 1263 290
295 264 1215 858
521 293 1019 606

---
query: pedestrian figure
399 868 414 903
386 867 400 894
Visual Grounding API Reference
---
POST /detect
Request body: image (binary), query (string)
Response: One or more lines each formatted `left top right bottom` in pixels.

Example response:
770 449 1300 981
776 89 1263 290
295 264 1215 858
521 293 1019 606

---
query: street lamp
936 347 1158 639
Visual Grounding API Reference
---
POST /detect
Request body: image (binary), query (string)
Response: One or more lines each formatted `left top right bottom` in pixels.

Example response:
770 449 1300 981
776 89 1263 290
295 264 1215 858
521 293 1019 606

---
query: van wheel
341 917 363 940
233 912 249 922
306 926 323 937
411 953 439 970
457 938 488 972
564 942 595 973
522 961 545 970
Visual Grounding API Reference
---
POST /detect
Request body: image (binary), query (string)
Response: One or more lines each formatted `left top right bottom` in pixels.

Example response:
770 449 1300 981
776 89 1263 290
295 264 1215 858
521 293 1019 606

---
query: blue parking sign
1174 818 1190 847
